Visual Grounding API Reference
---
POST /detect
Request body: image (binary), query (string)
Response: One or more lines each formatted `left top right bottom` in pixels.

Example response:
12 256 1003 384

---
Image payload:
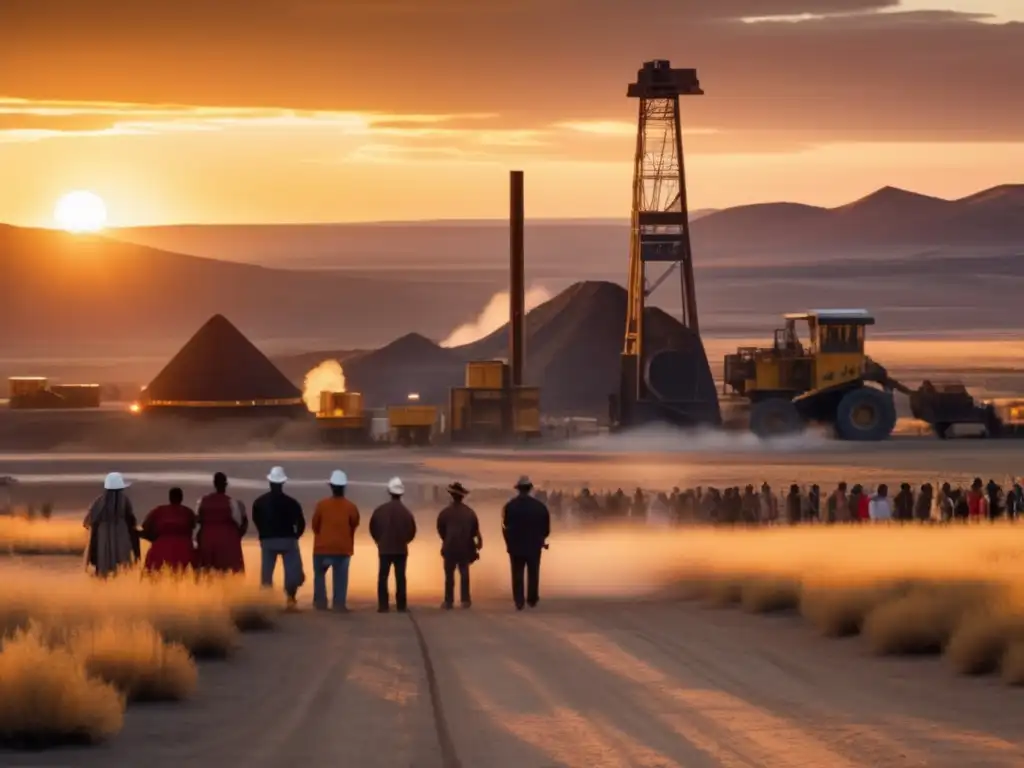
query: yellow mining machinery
723 309 1018 441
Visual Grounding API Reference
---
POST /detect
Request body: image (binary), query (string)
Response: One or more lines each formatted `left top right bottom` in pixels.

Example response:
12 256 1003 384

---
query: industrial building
7 377 102 409
137 314 305 417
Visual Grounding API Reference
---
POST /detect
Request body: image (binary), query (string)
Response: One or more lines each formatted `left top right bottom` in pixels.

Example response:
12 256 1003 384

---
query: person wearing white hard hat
252 466 307 608
369 476 417 612
310 470 360 611
83 472 140 577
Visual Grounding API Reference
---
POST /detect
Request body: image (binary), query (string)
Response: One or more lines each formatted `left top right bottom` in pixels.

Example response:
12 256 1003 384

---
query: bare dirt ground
5 441 1024 767
6 599 1024 768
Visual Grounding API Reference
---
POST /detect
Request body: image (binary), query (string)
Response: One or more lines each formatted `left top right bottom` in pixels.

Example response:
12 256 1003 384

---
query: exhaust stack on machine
509 170 525 387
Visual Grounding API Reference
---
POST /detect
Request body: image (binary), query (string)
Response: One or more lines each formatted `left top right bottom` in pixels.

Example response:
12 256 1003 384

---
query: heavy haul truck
722 309 1024 441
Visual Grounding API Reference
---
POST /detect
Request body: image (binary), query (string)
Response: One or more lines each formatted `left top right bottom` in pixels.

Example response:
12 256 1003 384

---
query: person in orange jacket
311 470 360 611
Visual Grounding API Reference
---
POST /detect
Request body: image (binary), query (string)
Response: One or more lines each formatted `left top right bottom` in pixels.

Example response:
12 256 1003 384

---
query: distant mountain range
109 185 1024 272
2 184 1021 360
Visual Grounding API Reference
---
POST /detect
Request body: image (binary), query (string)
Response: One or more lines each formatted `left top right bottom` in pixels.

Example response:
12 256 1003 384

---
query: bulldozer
722 309 1013 441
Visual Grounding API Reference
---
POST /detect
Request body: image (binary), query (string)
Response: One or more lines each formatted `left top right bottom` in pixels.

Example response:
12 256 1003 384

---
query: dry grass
0 567 280 660
571 523 1024 686
0 625 124 748
0 516 86 556
741 577 801 614
68 620 198 702
1001 641 1024 685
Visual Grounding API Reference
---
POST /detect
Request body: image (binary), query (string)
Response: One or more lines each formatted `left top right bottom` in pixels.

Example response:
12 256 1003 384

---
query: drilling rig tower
613 59 721 430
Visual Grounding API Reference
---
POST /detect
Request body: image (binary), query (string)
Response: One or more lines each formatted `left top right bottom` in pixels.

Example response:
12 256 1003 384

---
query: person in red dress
195 472 248 574
141 487 197 573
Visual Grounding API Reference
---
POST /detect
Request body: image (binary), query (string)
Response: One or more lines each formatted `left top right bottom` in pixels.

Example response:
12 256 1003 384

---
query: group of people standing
82 467 552 613
534 476 1023 526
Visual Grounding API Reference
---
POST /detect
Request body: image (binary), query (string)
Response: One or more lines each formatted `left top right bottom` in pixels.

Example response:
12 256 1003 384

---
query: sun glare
53 190 108 233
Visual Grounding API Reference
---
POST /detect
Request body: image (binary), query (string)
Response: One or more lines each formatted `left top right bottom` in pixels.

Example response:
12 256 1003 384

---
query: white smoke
440 285 552 348
302 360 346 413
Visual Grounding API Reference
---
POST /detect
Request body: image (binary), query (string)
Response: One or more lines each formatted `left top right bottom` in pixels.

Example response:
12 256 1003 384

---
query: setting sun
53 190 108 233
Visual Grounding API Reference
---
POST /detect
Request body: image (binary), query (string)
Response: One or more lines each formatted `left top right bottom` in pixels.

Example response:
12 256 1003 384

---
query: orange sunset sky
2 0 1022 226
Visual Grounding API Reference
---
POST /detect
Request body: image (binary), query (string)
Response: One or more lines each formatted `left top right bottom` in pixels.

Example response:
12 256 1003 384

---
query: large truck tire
750 398 804 438
835 387 897 441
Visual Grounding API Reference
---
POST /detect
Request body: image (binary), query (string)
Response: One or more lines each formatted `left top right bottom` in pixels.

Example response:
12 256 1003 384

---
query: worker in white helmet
311 469 360 611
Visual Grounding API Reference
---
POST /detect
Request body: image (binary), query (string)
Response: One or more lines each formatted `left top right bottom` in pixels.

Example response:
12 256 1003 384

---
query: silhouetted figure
893 483 914 522
503 476 551 611
786 485 802 525
311 470 360 611
84 472 139 578
369 477 417 612
827 482 849 524
436 482 481 609
196 472 247 574
915 483 934 522
141 487 196 574
253 466 306 608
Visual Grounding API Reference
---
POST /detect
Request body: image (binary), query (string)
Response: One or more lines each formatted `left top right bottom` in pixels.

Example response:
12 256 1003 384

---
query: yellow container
9 377 47 398
465 360 508 390
388 404 437 428
512 387 541 434
319 391 363 416
449 388 472 431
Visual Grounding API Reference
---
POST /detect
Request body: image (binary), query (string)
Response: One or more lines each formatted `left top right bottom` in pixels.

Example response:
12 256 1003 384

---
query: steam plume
302 360 346 413
440 286 551 348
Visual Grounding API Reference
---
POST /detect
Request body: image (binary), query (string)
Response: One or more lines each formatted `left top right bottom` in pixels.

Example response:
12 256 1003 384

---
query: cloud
2 2 1022 152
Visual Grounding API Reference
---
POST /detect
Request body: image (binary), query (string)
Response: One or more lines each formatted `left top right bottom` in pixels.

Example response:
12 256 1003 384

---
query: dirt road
9 599 1024 768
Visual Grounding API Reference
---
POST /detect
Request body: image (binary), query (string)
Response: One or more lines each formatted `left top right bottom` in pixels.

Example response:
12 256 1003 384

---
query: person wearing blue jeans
310 469 360 611
312 553 351 610
252 466 307 608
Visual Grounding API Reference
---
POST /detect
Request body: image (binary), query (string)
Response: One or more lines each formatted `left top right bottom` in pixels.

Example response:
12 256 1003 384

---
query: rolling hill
110 185 1024 273
0 225 493 355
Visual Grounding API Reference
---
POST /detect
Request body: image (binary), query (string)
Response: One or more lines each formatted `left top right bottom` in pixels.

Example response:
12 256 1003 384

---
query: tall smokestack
509 170 525 387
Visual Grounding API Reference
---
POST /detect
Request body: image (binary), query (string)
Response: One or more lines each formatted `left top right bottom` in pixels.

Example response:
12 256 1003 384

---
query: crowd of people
531 477 1024 525
82 468 552 613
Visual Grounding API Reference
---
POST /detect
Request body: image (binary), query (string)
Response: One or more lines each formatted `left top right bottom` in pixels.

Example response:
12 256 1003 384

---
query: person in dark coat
196 472 247 574
369 477 417 612
893 483 915 523
141 487 196 574
785 485 802 525
915 483 933 522
252 466 306 608
436 481 481 609
502 476 551 611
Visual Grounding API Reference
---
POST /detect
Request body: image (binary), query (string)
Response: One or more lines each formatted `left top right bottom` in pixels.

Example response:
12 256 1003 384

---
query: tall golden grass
653 523 1024 686
0 516 86 556
0 625 125 747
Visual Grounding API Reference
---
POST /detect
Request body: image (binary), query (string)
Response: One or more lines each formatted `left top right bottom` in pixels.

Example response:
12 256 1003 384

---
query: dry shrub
1001 641 1024 685
0 516 86 556
800 582 907 638
703 575 746 608
741 578 801 614
0 625 124 748
0 567 246 659
213 578 279 631
69 620 198 702
862 583 995 657
945 609 1024 676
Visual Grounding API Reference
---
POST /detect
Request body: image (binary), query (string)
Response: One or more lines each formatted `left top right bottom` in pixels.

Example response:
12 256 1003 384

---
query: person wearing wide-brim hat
436 481 481 609
311 470 361 611
252 466 307 609
369 476 417 612
84 472 140 577
501 475 550 610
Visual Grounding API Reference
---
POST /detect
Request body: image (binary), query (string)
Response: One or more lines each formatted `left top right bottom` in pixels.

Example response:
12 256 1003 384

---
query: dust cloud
567 422 834 455
301 360 346 412
440 286 551 347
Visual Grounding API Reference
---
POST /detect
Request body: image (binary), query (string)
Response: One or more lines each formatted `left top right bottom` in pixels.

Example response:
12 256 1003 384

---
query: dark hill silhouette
0 225 487 354
144 314 301 405
291 281 695 415
109 184 1024 277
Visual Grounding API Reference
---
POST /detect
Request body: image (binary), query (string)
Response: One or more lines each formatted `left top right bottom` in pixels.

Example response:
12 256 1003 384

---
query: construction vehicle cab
724 309 898 441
